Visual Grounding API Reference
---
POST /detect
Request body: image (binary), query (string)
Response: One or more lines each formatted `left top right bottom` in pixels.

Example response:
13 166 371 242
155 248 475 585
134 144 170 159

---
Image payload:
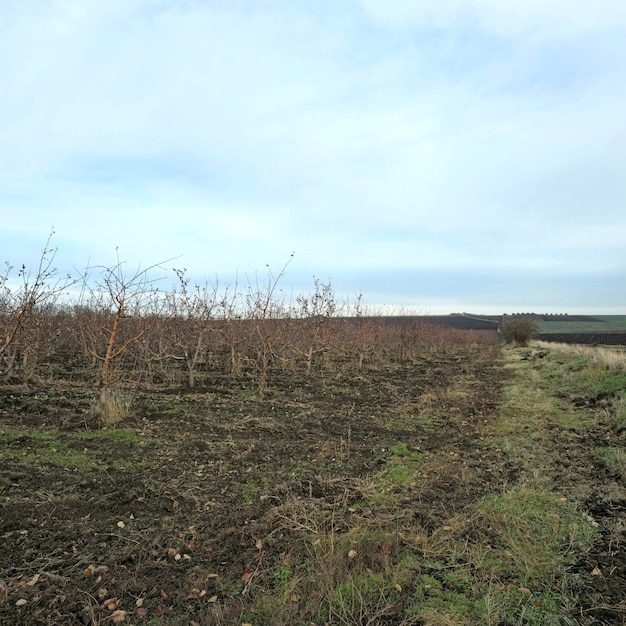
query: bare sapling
78 251 172 425
246 255 293 394
159 269 225 389
211 281 244 377
345 293 379 369
16 303 62 382
0 230 75 381
290 278 338 377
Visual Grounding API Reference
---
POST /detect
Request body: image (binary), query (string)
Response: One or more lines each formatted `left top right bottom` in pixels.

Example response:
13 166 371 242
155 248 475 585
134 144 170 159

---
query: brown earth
0 346 624 625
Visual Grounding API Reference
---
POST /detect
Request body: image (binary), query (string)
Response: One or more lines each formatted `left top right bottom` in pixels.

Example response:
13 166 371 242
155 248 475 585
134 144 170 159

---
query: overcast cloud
1 0 624 313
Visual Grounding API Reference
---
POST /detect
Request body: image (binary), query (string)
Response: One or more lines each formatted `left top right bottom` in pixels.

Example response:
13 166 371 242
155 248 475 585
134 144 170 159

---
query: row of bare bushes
1 239 496 401
1 302 492 387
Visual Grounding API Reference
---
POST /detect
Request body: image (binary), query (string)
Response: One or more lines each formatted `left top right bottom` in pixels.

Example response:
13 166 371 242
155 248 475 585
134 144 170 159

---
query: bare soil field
1 344 625 625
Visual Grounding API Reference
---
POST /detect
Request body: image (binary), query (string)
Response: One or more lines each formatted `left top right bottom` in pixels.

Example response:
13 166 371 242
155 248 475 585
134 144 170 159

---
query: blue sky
1 0 625 314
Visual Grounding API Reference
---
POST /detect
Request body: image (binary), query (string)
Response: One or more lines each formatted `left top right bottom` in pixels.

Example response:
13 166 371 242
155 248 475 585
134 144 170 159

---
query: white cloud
355 0 626 37
0 0 624 311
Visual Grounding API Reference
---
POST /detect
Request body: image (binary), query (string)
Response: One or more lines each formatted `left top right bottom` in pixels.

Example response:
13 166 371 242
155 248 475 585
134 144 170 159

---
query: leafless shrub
150 269 232 389
78 251 172 422
0 242 492 395
288 278 339 376
244 256 293 394
0 231 76 381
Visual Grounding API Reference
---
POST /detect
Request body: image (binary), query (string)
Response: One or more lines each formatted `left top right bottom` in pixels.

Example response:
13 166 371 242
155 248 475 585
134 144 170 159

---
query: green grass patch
589 372 626 396
476 584 580 626
368 443 424 506
545 353 626 398
0 426 153 471
73 428 145 443
595 447 626 481
473 486 598 582
614 395 626 432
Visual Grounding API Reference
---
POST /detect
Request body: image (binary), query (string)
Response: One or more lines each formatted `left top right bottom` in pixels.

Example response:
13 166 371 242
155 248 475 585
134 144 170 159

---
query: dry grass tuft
93 390 131 427
534 341 626 371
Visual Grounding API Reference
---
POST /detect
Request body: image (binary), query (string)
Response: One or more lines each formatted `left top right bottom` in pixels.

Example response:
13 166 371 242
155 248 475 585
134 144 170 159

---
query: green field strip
535 315 626 334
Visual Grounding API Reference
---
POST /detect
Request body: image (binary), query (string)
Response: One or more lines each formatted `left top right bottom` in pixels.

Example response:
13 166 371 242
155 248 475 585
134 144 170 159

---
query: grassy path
478 346 626 626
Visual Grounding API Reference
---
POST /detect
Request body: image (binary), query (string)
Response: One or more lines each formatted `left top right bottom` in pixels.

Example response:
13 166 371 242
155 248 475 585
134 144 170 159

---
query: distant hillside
402 315 501 331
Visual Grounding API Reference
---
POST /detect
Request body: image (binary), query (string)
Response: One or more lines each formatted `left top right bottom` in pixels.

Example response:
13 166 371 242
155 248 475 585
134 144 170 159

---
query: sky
1 0 625 314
